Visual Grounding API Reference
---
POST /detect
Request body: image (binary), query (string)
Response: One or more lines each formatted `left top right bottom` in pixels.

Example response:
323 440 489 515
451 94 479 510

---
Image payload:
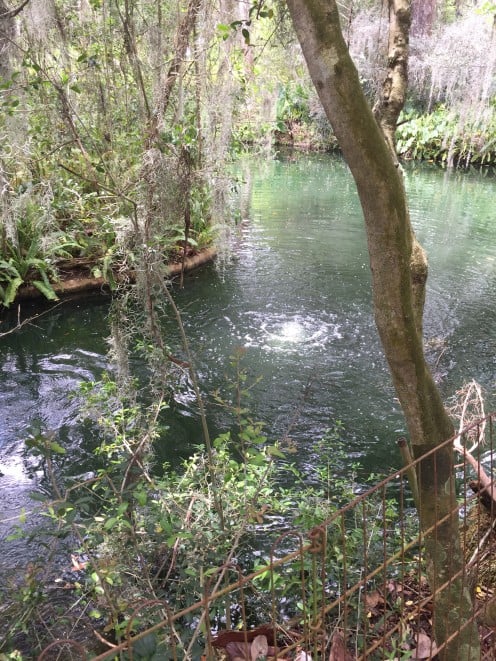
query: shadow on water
2 153 496 567
0 295 110 571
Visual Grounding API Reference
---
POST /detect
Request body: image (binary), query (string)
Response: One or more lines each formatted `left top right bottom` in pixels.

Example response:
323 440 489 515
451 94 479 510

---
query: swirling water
0 298 109 569
1 153 496 567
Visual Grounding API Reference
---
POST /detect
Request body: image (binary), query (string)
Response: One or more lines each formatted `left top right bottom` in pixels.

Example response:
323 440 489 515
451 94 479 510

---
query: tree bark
0 0 17 253
147 0 203 145
285 0 480 658
0 0 29 20
411 0 436 36
0 0 17 80
374 0 427 336
374 0 410 163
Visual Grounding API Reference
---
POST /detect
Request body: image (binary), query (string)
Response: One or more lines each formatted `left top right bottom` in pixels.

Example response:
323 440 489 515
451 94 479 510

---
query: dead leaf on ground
411 631 438 659
212 625 274 648
364 590 383 609
328 630 354 661
226 642 250 660
386 580 398 594
225 637 277 661
251 635 268 660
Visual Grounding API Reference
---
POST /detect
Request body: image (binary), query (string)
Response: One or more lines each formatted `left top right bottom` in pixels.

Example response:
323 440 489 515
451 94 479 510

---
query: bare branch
0 0 30 20
0 301 66 338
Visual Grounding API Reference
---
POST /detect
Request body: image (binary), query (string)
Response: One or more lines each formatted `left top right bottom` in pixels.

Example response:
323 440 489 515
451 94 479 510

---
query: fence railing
39 416 496 660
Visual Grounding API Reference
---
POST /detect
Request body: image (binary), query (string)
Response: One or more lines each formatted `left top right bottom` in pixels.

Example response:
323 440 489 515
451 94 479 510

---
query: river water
1 152 496 566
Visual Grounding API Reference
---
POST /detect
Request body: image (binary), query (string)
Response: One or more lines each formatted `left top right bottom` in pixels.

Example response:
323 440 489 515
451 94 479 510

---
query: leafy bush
396 106 496 166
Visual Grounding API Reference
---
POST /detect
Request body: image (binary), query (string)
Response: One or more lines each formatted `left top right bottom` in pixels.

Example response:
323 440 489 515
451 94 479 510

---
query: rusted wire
40 413 496 660
38 639 87 660
124 598 177 661
204 562 249 658
270 530 306 660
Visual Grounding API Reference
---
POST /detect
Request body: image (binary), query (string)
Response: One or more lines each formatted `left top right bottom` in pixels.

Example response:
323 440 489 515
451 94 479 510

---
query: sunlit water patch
239 312 342 353
3 155 496 569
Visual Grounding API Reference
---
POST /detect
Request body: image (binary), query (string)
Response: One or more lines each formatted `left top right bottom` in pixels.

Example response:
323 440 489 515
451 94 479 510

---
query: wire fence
39 416 496 660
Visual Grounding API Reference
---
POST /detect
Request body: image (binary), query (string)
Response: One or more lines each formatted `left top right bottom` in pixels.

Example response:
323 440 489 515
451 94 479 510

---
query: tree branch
0 301 65 338
0 0 30 20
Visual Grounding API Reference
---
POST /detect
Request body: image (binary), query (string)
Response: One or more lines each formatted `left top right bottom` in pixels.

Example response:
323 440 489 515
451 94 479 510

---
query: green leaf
32 280 59 301
134 489 147 506
7 531 24 541
132 633 157 656
217 23 230 39
117 502 129 516
104 517 117 530
267 445 285 458
3 276 23 306
242 28 250 45
49 441 66 454
28 491 48 502
247 452 266 466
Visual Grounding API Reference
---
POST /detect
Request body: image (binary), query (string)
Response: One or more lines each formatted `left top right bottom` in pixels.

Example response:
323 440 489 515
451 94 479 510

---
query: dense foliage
0 1 495 306
1 0 496 656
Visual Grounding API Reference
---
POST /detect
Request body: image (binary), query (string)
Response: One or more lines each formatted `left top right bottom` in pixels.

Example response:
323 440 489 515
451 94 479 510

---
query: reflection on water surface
2 154 496 566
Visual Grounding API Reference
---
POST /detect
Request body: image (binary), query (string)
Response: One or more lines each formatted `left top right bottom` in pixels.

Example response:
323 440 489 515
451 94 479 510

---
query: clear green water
1 152 496 565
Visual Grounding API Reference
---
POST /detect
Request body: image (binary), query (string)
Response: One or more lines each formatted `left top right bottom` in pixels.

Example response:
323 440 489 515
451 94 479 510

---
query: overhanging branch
0 0 30 20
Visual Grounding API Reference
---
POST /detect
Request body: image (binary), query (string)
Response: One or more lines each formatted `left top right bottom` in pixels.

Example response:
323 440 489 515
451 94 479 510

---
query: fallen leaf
386 580 397 594
226 641 250 660
329 630 353 661
251 635 268 660
295 653 312 661
364 590 382 609
70 554 87 571
411 632 438 659
212 625 274 648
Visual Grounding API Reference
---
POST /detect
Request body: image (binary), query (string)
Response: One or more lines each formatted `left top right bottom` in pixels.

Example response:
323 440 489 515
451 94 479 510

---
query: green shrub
396 106 496 166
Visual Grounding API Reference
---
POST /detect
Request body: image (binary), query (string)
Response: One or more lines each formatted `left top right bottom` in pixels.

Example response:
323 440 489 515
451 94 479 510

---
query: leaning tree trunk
411 0 436 36
0 0 19 254
373 0 427 337
285 0 480 658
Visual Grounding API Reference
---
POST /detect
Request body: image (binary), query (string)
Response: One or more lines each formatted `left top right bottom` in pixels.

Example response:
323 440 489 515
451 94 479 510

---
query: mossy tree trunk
0 0 19 254
412 0 437 35
373 0 428 337
285 0 480 657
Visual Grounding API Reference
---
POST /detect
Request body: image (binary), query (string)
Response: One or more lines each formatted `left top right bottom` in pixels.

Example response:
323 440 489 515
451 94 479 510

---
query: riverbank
272 109 496 168
12 248 218 303
2 153 496 658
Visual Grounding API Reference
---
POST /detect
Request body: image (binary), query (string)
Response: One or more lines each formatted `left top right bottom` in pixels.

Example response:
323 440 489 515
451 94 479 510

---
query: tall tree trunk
147 0 203 145
285 0 480 658
0 0 17 80
373 0 427 336
411 0 436 35
0 0 20 254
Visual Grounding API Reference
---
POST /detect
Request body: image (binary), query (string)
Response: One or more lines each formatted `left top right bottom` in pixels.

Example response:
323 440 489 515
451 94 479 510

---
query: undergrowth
0 352 412 659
